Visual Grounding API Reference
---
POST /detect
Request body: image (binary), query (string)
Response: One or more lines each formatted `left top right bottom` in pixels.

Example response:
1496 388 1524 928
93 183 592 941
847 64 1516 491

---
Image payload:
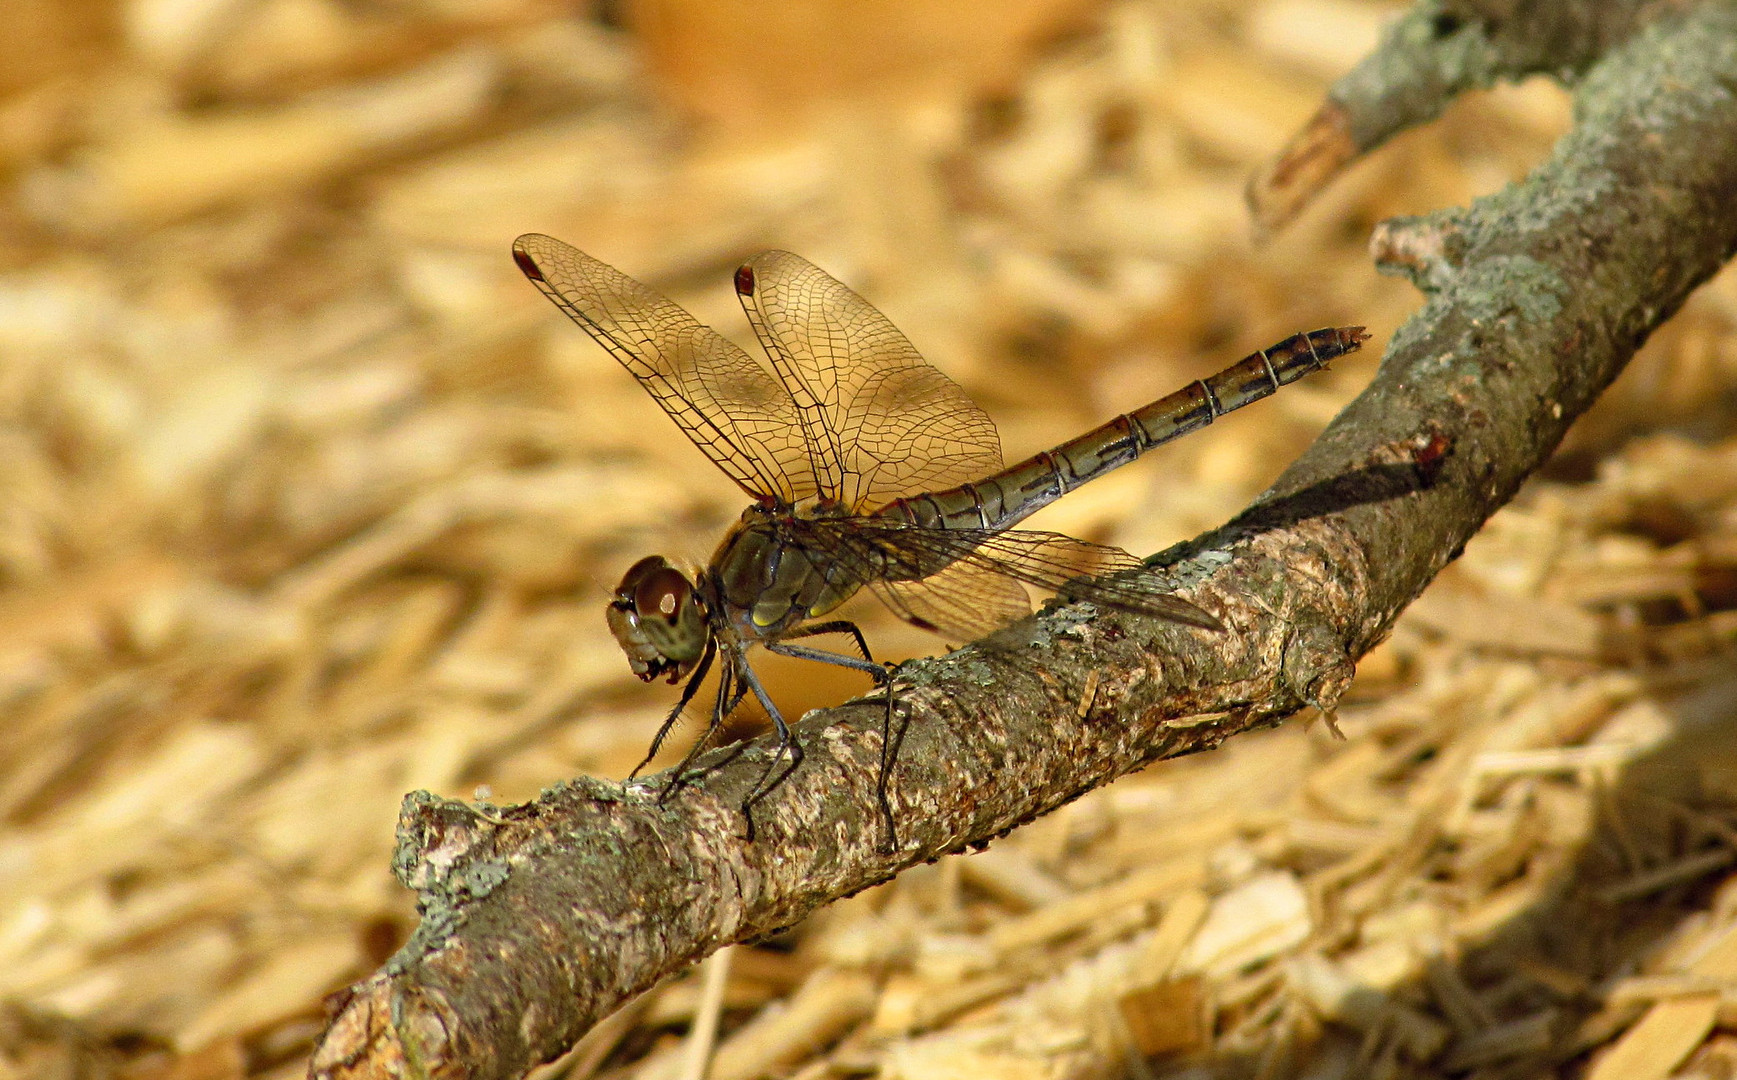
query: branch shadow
1148 456 1452 573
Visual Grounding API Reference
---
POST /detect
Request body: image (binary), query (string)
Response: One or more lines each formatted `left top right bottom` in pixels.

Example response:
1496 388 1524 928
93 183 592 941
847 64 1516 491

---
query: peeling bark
310 3 1737 1077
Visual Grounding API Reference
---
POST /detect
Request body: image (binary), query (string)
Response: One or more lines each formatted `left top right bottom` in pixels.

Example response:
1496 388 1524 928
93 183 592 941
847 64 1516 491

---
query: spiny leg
780 619 875 663
764 634 902 850
737 656 802 843
876 678 907 854
631 637 716 782
662 651 744 799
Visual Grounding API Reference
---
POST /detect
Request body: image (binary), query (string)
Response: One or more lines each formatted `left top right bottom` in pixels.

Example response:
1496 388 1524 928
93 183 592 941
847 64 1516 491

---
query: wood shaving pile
2 1 1736 1078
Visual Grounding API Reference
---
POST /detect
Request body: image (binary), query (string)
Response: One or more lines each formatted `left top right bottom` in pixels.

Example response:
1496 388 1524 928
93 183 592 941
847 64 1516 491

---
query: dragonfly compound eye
607 555 708 680
634 566 693 624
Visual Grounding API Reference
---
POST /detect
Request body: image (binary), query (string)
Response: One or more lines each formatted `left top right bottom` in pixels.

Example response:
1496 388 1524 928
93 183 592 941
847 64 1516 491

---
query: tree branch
1246 0 1659 234
310 3 1737 1077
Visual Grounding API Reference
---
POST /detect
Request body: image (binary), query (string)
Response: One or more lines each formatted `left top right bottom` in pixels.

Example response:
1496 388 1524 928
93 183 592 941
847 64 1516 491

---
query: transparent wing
734 250 1003 509
871 562 1033 644
514 234 816 502
793 517 1224 640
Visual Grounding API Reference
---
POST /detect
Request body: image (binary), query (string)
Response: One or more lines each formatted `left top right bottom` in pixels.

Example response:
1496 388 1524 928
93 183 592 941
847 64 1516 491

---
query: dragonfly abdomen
880 326 1367 534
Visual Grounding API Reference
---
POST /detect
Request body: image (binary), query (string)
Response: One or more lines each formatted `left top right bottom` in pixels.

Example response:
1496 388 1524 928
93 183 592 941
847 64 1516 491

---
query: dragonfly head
607 555 710 684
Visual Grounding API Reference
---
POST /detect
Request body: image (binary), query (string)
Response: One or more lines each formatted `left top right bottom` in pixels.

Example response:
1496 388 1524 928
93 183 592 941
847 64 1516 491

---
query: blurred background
4 0 1737 1078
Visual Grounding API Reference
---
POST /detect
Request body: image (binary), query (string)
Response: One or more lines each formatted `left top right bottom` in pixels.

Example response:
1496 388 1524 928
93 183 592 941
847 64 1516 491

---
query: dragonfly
512 232 1367 845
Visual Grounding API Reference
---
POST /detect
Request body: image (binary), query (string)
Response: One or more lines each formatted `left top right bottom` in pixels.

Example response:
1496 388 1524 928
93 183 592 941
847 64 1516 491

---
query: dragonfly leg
876 687 908 854
737 657 803 843
661 651 747 800
631 637 717 782
764 636 903 850
779 619 875 663
765 638 887 679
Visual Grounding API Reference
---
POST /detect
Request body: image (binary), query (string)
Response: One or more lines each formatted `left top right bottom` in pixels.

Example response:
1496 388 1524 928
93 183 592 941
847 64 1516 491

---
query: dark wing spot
734 264 757 296
513 247 545 282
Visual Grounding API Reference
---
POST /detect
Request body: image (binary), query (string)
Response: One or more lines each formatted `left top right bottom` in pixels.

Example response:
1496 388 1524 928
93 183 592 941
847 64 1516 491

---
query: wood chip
1177 872 1311 978
1116 977 1207 1057
988 859 1204 955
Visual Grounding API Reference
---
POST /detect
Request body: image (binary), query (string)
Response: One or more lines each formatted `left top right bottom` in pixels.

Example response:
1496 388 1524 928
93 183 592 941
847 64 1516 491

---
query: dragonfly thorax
711 505 864 642
607 555 710 684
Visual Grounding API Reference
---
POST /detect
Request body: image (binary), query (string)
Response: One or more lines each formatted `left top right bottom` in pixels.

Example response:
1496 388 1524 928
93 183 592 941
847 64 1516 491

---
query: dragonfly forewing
513 233 819 503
